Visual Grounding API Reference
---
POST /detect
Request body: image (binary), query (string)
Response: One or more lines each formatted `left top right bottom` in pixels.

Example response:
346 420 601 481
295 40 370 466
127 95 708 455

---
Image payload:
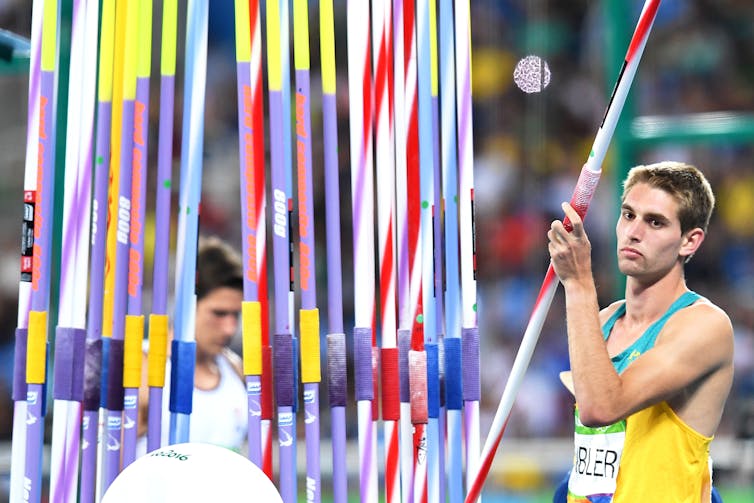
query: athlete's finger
561 202 585 237
547 228 560 245
549 221 567 243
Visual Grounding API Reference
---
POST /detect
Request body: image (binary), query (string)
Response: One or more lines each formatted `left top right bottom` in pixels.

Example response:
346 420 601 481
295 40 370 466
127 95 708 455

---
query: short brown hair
196 235 244 300
622 161 715 234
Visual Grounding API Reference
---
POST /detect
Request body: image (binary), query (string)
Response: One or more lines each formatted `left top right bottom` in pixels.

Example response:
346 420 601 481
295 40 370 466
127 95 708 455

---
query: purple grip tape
106 338 125 411
327 333 347 407
83 338 102 411
353 326 373 401
398 328 411 402
274 333 295 407
53 327 86 401
12 328 28 401
462 327 480 401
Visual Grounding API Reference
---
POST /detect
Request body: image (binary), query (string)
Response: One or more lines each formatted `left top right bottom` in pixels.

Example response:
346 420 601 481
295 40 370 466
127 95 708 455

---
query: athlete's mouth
619 247 642 258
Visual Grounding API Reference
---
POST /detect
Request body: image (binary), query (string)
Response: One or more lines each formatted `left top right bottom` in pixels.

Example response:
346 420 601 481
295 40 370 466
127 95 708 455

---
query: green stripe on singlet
574 409 626 435
575 421 626 435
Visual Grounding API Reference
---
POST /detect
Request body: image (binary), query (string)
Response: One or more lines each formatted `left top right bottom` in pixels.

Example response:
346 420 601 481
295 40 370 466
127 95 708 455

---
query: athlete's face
616 182 697 281
194 287 243 358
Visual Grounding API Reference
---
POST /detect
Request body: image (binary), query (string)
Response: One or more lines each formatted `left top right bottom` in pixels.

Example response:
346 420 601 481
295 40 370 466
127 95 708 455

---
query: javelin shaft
100 2 129 447
320 0 344 337
80 2 116 500
438 0 463 499
428 0 443 346
391 2 415 500
372 0 395 351
97 0 129 493
24 1 59 500
50 0 98 499
427 0 447 499
10 1 41 500
170 0 208 446
293 1 322 501
103 0 140 488
245 2 267 474
417 0 442 500
347 0 378 501
152 0 177 318
293 0 317 311
371 0 401 501
121 0 152 470
146 0 177 455
464 1 662 501
450 2 483 499
265 0 290 335
250 0 272 480
319 0 348 500
234 0 266 469
127 0 152 319
402 1 428 502
265 0 297 499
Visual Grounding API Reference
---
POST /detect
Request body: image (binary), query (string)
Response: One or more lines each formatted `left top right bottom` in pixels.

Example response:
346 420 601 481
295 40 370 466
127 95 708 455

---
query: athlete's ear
680 227 705 263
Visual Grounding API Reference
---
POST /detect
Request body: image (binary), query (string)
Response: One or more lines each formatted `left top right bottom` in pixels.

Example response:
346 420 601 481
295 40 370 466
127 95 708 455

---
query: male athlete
549 161 734 501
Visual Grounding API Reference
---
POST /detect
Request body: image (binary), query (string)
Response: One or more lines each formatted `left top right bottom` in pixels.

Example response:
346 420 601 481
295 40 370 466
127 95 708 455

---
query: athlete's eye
212 310 240 320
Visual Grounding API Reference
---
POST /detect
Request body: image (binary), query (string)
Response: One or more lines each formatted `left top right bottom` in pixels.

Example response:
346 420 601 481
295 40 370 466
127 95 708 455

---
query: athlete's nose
621 217 644 243
219 311 241 336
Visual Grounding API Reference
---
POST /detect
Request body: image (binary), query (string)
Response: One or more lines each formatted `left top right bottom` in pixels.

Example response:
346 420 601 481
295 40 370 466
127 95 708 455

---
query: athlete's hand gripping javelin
548 202 594 284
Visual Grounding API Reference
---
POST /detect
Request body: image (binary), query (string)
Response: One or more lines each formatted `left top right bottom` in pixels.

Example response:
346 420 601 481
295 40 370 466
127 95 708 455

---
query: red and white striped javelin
402 0 428 501
391 1 415 501
371 0 401 502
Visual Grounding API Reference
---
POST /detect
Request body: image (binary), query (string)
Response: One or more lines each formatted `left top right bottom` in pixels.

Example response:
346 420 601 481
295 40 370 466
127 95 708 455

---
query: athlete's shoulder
598 299 625 325
221 348 245 381
676 296 733 336
661 295 734 364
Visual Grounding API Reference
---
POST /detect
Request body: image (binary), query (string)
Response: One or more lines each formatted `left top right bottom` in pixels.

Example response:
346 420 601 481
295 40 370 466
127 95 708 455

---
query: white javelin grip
465 0 662 501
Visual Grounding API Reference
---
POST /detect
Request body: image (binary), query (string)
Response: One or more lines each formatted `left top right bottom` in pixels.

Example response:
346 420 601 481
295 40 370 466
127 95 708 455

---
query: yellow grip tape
26 310 47 384
147 314 168 387
242 301 262 375
300 308 320 383
123 315 145 387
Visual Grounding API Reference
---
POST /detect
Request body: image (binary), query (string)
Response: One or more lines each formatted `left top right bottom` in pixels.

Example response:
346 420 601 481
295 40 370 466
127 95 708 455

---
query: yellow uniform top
614 400 712 502
568 291 714 502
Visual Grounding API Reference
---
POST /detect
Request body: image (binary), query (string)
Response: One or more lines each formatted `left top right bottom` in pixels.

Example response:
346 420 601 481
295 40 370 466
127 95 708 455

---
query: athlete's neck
623 271 689 325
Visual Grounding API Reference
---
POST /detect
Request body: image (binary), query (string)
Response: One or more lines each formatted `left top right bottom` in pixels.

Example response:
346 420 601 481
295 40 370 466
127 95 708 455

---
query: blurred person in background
548 161 733 502
137 235 246 455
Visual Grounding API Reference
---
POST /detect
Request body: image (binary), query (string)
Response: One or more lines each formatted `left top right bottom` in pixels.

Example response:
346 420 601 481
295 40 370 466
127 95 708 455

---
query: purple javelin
319 0 347 500
293 0 321 498
25 29 57 503
146 0 177 455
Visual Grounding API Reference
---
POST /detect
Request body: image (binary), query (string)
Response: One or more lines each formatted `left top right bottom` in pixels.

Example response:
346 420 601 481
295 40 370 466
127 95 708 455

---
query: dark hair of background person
195 235 244 301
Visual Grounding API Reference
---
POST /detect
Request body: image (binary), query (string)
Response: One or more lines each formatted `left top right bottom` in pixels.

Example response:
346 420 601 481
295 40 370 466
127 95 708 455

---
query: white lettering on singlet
568 414 625 500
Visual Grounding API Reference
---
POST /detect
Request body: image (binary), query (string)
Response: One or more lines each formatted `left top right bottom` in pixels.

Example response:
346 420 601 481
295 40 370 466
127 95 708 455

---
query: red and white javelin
464 0 662 501
371 0 400 502
401 0 428 501
391 2 415 501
